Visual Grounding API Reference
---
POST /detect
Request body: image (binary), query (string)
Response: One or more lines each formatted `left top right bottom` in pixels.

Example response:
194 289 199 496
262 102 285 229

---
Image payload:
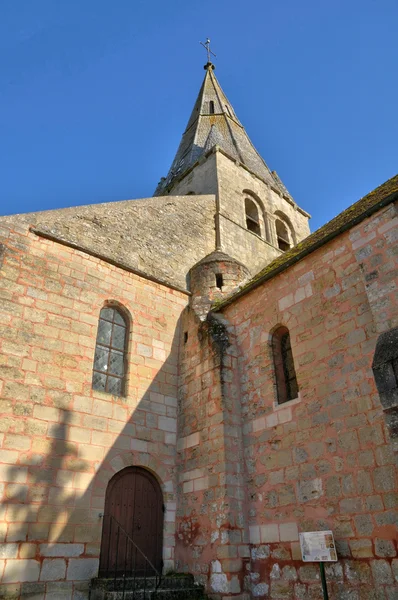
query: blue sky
1 0 397 230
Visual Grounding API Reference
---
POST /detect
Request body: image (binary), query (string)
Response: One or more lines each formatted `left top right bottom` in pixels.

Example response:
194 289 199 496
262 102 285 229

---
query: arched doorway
99 467 164 577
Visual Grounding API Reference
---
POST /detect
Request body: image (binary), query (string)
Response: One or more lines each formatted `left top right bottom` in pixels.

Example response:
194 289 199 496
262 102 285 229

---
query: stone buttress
175 252 251 598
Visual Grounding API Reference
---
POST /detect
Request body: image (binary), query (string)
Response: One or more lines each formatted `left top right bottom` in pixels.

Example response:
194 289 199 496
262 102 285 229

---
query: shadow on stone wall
3 322 182 599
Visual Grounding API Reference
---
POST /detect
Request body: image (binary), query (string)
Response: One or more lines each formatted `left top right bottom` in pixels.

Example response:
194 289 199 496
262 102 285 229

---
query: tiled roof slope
154 64 288 196
0 194 217 291
215 174 398 309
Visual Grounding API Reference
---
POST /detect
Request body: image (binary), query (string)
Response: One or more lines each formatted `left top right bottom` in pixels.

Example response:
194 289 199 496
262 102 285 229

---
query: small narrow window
272 326 298 404
245 198 261 236
215 273 223 289
184 331 188 344
209 101 215 114
92 306 128 397
275 219 291 251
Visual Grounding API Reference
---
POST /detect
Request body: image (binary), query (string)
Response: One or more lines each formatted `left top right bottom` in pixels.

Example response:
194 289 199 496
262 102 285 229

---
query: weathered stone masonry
0 223 187 598
0 56 397 600
216 200 398 598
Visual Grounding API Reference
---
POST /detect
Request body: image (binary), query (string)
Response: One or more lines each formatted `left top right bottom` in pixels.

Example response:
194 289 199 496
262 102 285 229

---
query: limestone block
371 560 394 584
375 539 396 557
3 559 40 582
158 417 177 433
40 543 84 557
249 526 260 544
296 478 323 503
19 582 45 599
19 544 36 559
0 543 18 558
279 522 299 542
252 582 269 597
350 539 373 558
66 558 99 581
40 558 66 581
210 572 228 593
260 524 279 543
45 581 73 600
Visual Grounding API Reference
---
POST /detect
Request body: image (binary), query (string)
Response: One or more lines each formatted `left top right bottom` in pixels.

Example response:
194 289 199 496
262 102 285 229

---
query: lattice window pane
112 324 126 350
107 376 122 396
94 345 109 372
97 320 112 346
114 311 125 326
109 350 124 376
93 307 128 398
92 371 107 392
100 307 115 323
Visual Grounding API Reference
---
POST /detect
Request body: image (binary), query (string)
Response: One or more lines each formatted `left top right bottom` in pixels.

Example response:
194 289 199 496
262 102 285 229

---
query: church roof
0 194 217 292
194 250 248 269
154 63 289 196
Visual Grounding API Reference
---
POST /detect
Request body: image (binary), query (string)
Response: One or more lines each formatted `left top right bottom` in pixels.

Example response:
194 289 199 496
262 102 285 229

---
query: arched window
92 306 128 396
272 326 298 404
275 219 291 251
245 198 261 236
209 100 215 114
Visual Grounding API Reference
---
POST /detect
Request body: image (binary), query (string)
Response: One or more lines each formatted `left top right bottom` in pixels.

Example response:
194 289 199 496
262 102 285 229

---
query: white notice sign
299 531 337 562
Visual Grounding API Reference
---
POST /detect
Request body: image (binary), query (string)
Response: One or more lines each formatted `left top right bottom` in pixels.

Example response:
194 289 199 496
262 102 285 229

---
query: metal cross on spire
200 38 216 63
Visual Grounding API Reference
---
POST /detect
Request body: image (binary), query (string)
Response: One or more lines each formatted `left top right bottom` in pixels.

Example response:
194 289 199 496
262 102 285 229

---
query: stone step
101 588 205 600
90 576 207 600
91 575 195 591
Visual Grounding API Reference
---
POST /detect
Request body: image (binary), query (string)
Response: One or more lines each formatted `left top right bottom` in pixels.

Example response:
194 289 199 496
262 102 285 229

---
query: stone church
0 58 397 600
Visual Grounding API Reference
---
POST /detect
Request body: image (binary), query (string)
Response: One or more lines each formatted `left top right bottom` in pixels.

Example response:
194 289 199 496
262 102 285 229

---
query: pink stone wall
221 201 398 598
0 223 187 599
176 309 250 597
0 200 396 600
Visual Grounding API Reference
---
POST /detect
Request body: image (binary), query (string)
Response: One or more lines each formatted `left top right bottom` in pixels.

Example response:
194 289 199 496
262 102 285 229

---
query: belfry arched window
272 326 298 404
209 100 215 114
92 306 128 396
275 219 291 251
245 198 261 236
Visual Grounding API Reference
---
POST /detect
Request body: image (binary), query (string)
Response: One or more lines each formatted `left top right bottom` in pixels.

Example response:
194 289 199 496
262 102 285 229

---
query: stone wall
351 201 398 334
167 149 311 278
215 152 310 275
0 222 188 599
175 308 250 598
220 202 397 598
165 153 219 197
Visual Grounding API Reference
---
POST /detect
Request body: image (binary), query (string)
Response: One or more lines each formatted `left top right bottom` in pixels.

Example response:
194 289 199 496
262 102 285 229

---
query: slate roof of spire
154 63 289 196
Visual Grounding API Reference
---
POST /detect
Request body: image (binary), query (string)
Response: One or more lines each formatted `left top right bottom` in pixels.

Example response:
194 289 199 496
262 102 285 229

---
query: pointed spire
154 64 289 197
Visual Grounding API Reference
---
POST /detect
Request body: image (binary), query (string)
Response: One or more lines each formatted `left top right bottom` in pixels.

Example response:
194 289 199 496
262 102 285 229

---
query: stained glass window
92 306 128 396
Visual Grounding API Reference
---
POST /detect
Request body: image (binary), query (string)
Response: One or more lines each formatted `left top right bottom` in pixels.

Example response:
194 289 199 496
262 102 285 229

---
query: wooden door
99 467 163 577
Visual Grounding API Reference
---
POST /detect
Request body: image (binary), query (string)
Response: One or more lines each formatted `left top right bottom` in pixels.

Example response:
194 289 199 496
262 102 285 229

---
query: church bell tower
155 49 311 278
